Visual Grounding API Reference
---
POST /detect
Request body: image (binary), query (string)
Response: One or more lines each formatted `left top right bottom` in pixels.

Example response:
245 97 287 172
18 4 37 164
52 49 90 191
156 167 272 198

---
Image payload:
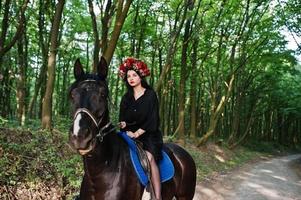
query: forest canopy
0 0 300 147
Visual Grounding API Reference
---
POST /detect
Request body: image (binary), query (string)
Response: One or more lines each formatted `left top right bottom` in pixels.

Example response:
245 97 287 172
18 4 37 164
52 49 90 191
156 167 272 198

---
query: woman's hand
135 129 145 138
118 121 126 129
126 131 137 138
126 129 145 139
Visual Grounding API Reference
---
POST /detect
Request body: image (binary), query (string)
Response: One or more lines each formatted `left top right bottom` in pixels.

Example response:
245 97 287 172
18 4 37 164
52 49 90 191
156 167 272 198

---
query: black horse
68 57 196 200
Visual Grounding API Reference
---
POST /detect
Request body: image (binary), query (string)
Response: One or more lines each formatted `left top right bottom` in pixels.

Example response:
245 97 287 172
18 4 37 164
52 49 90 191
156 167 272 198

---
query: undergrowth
0 118 82 199
0 118 299 199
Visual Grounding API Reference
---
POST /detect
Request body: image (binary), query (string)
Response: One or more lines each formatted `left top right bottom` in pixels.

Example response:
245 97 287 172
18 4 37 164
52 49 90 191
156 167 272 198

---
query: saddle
117 131 175 186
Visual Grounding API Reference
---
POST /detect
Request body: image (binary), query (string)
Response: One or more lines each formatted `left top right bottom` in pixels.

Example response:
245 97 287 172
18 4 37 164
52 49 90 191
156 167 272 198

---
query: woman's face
127 70 141 87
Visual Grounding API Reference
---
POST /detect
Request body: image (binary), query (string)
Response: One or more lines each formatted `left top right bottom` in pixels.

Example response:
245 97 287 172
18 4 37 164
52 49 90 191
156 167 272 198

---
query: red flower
118 57 150 78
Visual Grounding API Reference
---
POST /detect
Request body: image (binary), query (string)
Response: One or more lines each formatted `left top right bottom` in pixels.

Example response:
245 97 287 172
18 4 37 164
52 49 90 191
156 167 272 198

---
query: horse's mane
102 133 128 170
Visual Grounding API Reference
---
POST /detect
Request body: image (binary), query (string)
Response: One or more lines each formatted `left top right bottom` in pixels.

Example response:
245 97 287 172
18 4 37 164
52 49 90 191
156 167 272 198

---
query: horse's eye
71 92 75 99
71 89 79 100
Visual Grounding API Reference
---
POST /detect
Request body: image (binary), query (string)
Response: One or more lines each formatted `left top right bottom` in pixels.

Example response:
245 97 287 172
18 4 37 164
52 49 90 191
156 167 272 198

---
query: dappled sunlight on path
193 154 301 200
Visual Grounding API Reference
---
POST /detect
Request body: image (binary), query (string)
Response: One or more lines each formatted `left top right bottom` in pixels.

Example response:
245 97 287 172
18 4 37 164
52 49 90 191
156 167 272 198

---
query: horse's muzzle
69 128 94 154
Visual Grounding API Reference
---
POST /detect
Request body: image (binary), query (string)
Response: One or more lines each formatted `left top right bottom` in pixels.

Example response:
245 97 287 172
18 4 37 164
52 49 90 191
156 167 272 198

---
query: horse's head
68 56 110 155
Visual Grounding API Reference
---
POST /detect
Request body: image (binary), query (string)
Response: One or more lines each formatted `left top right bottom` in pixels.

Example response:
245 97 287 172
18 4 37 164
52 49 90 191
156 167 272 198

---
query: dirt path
194 154 301 200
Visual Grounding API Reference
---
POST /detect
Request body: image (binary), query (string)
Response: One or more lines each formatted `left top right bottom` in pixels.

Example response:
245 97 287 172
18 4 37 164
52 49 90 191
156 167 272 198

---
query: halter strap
74 108 100 127
74 108 115 142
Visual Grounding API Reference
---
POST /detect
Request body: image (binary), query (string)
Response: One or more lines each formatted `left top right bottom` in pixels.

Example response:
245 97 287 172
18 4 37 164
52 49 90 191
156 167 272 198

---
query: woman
118 57 163 200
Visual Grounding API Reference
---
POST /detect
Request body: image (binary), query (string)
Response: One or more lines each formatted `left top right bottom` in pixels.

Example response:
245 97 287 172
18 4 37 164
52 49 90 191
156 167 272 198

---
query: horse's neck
84 133 126 174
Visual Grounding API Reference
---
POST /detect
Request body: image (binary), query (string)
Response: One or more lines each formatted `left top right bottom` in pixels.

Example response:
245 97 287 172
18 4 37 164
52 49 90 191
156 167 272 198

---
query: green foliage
0 126 82 198
0 0 301 166
0 117 8 126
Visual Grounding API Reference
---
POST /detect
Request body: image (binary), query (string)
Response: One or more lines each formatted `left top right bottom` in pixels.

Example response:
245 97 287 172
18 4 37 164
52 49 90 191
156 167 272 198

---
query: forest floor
0 127 300 200
193 154 301 200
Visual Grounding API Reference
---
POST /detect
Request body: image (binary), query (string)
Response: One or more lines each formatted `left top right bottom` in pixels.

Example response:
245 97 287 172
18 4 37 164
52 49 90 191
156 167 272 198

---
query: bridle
73 108 115 142
72 79 115 143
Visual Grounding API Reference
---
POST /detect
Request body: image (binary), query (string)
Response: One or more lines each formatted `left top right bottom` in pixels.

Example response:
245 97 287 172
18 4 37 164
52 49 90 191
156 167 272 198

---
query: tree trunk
198 74 235 146
28 0 49 118
227 92 243 145
129 1 139 56
0 59 13 117
100 0 114 56
159 82 166 134
59 61 70 115
228 93 258 148
161 88 166 136
16 30 26 125
190 38 198 139
167 84 174 135
229 101 257 149
41 0 65 129
103 0 133 65
135 3 148 58
88 0 100 72
0 0 29 70
0 0 29 117
155 1 189 93
175 10 192 141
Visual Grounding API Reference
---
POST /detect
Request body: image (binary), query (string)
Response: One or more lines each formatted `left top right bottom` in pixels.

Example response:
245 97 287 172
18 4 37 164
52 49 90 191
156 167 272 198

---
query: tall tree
87 0 101 71
16 17 27 125
0 0 29 118
175 0 194 142
189 38 198 139
155 1 190 93
103 0 133 65
88 0 133 69
28 0 50 118
41 0 65 129
0 0 29 69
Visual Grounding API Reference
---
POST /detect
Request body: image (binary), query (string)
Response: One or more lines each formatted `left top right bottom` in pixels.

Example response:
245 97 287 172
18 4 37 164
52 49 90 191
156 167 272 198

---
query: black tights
146 151 162 200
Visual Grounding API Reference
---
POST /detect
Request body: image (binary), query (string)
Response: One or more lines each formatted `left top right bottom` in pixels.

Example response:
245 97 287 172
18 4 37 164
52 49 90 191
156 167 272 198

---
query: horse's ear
74 58 85 80
97 56 108 79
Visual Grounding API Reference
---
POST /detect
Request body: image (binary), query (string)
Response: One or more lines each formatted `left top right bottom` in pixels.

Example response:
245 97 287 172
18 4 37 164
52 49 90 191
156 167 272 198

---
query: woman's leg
146 151 161 200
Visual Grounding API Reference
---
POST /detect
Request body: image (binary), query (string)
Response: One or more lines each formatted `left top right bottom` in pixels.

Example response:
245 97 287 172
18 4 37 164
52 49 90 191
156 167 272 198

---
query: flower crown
118 57 150 79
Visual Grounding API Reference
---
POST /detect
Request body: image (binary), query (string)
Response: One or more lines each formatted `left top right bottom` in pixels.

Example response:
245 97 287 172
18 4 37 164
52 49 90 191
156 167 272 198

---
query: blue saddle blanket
118 131 175 186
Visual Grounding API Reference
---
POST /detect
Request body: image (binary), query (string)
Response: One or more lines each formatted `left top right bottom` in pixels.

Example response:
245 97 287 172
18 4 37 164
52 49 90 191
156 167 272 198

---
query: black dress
119 89 163 161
